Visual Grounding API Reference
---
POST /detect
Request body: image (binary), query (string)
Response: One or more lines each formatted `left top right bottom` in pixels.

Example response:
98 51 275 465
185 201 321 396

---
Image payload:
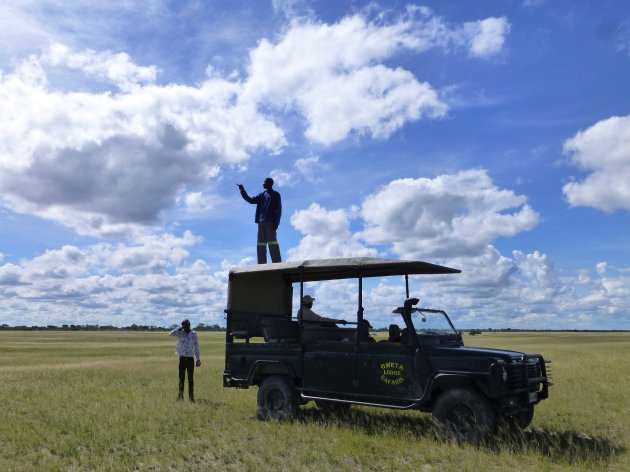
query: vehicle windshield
412 309 458 336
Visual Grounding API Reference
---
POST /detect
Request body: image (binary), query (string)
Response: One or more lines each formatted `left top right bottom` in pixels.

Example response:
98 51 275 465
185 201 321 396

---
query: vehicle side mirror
404 298 419 311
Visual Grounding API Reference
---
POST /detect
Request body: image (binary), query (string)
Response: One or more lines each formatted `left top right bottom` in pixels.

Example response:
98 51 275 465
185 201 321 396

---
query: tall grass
0 331 628 471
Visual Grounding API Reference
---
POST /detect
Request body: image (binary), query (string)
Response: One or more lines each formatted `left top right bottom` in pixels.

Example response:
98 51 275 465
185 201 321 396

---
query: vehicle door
302 341 357 393
356 342 416 399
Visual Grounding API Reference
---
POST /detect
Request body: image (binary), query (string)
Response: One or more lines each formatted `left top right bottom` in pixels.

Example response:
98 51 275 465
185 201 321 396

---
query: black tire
510 406 534 430
432 388 497 442
315 400 352 415
257 376 298 420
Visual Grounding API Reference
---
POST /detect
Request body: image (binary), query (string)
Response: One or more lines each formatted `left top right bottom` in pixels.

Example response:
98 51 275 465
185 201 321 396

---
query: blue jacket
240 188 282 226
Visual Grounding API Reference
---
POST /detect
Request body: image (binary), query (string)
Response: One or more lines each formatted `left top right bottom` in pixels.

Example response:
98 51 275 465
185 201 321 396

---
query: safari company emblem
380 361 405 385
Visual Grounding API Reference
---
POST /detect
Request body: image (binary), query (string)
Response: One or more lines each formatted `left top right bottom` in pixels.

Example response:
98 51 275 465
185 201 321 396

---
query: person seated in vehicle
298 295 347 327
386 324 401 342
357 319 376 342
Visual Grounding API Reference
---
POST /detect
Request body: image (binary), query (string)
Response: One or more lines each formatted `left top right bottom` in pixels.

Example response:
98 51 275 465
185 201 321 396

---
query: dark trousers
178 356 195 400
257 222 281 264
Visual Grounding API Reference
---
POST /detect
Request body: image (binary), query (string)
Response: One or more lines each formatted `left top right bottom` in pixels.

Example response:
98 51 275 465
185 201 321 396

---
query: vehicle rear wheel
315 400 352 415
257 376 298 420
432 388 497 442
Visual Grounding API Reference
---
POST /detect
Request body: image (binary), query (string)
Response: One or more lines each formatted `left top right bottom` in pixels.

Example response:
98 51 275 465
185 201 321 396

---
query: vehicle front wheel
509 405 534 430
257 376 298 420
432 388 497 442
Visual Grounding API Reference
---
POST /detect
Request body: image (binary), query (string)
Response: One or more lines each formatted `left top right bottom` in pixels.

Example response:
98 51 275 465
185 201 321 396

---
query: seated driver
299 295 347 326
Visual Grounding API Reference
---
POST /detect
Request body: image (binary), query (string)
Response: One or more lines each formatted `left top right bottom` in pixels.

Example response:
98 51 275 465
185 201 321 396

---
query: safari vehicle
222 258 552 441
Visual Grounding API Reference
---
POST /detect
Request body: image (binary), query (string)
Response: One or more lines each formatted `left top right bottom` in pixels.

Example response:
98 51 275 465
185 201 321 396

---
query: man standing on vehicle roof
169 319 201 402
237 177 282 264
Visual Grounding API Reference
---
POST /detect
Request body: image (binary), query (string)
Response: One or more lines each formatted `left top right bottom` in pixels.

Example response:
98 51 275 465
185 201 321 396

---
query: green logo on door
380 361 405 385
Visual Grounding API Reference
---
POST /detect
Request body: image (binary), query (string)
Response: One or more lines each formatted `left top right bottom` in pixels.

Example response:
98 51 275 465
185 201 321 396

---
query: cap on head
301 295 315 305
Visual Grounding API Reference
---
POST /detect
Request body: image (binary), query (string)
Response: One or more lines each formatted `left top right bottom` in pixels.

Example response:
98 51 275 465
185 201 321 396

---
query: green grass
0 331 628 471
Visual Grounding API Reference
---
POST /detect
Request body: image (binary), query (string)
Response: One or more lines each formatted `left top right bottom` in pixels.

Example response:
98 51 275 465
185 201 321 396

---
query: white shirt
169 328 200 359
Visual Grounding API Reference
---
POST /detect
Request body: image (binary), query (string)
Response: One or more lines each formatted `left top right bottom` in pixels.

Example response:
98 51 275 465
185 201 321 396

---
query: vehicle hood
425 345 525 371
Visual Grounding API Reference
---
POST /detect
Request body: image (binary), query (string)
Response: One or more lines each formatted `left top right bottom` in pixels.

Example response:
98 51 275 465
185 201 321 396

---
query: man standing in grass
169 319 201 402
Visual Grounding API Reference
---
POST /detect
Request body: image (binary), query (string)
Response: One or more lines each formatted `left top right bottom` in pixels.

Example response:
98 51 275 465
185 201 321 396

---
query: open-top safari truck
222 257 552 441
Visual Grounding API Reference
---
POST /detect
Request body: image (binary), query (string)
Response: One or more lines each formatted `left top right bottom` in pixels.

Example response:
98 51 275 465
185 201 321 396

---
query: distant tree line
0 323 626 333
0 323 225 331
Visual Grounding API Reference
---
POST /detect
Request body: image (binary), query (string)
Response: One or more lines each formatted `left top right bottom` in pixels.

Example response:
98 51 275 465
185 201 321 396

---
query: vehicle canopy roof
227 257 460 316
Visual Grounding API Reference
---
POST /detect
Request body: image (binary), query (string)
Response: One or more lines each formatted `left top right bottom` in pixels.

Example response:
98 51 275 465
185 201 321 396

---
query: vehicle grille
506 357 548 393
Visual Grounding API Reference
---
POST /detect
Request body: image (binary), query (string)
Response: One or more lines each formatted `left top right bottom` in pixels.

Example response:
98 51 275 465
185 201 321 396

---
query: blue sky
1 0 629 329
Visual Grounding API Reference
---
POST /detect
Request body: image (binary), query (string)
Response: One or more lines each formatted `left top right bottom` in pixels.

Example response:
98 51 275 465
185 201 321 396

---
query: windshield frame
410 308 458 336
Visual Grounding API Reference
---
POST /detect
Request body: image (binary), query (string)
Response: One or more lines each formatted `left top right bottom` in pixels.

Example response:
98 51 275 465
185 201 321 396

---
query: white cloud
242 9 509 144
563 115 630 212
182 192 207 211
359 169 539 258
0 7 512 238
288 203 377 260
43 43 158 91
271 155 326 186
2 216 628 330
280 168 630 329
291 246 630 330
0 44 285 237
104 232 199 274
464 17 511 58
0 233 228 327
272 0 314 20
415 248 626 330
242 17 447 144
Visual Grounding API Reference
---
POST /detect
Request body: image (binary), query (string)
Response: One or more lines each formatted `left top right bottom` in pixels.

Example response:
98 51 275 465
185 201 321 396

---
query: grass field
0 331 628 471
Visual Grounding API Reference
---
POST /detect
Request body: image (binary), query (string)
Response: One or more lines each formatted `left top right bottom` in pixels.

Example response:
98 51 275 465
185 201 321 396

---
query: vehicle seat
261 318 299 343
230 319 251 343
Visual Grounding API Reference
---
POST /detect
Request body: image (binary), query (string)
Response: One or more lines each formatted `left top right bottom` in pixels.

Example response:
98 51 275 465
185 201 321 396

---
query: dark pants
178 356 195 400
257 221 281 264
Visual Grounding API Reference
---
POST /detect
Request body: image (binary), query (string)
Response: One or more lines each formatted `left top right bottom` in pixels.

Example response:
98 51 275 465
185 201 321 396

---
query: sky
1 0 629 330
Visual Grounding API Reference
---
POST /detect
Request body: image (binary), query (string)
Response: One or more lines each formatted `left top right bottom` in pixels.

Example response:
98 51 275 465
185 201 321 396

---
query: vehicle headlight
491 364 508 383
500 366 508 382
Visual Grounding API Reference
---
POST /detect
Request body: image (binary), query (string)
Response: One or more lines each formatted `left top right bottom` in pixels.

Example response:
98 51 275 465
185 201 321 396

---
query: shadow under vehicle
222 257 552 442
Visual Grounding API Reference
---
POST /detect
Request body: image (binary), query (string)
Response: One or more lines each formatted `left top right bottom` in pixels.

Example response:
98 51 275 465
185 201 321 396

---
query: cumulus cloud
288 203 377 260
0 6 511 238
242 8 510 144
6 237 623 330
242 17 445 144
359 169 539 258
0 44 285 236
563 115 630 212
281 169 630 329
0 233 228 327
290 245 628 330
271 155 326 186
